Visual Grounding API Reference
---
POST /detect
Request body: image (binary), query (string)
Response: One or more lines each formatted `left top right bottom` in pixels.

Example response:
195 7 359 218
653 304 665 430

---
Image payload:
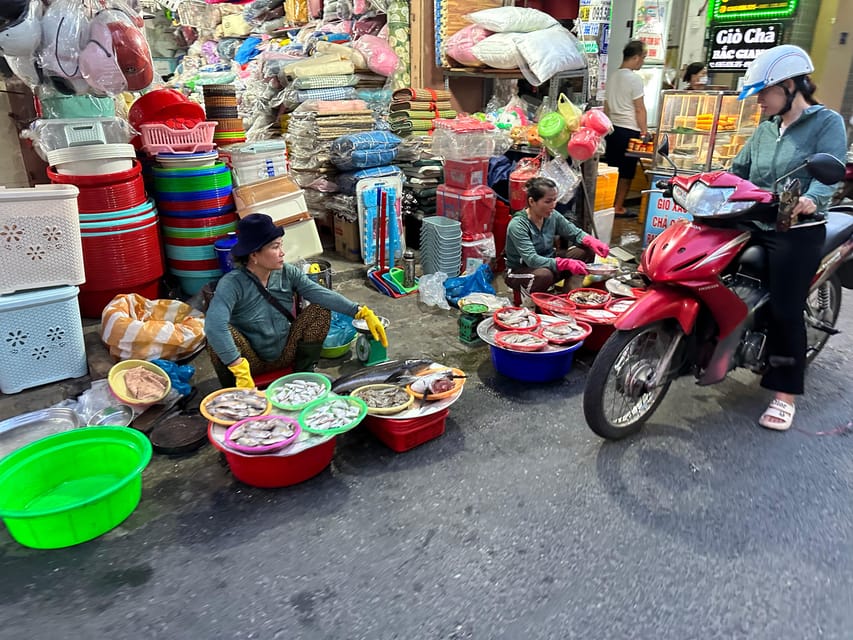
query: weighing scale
352 316 391 366
458 303 488 345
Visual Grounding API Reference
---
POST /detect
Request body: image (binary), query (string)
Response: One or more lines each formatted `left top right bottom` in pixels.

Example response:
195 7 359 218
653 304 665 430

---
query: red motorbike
583 152 853 440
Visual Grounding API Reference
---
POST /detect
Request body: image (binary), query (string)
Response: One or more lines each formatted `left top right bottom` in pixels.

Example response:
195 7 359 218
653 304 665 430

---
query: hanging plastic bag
443 263 495 308
556 93 582 132
539 154 581 204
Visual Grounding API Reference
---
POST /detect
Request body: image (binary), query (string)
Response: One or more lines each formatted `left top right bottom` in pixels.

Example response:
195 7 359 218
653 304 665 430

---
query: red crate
437 184 496 236
444 158 489 190
365 409 449 452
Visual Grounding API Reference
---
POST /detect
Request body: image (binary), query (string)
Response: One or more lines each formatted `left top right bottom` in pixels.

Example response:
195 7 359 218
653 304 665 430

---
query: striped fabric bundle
293 74 358 89
389 109 458 120
296 87 359 102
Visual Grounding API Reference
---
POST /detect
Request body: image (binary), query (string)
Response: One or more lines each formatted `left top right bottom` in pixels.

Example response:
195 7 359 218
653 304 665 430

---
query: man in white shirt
604 40 648 217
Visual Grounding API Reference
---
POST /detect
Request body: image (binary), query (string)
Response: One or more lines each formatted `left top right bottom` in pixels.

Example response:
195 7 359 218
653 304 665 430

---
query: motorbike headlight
672 184 689 207
714 200 754 215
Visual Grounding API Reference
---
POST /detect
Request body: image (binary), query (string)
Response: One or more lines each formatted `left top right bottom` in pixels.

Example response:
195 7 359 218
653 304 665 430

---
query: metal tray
477 317 579 354
0 408 80 459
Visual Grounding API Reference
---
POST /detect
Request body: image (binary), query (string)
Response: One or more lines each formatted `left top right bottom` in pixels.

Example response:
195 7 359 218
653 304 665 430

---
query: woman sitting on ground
206 213 386 388
503 177 610 294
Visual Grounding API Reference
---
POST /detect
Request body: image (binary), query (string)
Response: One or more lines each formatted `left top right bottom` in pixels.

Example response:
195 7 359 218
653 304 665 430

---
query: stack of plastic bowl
151 162 237 296
47 162 164 318
420 216 462 276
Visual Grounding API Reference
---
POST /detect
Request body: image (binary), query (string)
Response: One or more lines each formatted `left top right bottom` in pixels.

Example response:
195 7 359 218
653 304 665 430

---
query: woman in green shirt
503 177 610 293
206 214 386 388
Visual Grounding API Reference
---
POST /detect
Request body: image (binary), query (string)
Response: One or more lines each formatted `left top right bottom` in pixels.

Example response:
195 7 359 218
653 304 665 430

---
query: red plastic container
167 258 221 271
437 184 496 237
208 424 336 488
160 212 237 228
165 233 232 247
493 200 511 273
79 279 161 318
444 158 489 190
364 409 449 453
49 163 147 213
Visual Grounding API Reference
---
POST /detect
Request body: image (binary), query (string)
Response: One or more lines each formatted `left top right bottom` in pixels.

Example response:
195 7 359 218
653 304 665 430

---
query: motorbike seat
736 245 767 280
822 210 853 254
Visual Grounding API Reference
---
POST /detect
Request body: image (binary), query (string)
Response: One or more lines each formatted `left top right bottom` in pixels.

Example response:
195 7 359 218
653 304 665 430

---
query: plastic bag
353 35 400 76
443 263 495 308
150 359 195 397
37 0 90 95
556 94 582 132
324 311 357 349
419 271 451 309
539 155 581 204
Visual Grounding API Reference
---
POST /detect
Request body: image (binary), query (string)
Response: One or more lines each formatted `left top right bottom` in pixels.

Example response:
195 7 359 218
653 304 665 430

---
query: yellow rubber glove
356 306 388 347
308 263 321 274
227 358 255 389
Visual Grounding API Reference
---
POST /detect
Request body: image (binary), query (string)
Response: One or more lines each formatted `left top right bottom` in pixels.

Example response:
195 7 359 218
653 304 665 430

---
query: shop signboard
711 0 798 21
709 23 783 71
643 174 692 246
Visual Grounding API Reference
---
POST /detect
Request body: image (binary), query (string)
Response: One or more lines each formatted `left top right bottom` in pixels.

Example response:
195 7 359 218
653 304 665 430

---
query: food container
405 368 466 401
200 387 271 426
86 404 134 428
0 408 80 459
320 336 356 359
364 408 449 453
567 288 611 309
48 144 136 176
224 415 301 455
265 372 332 412
208 423 336 488
539 320 593 345
574 308 619 352
108 360 172 407
490 341 583 382
298 395 368 436
493 306 541 331
0 427 152 549
530 293 576 316
495 330 548 352
351 383 415 416
443 158 489 190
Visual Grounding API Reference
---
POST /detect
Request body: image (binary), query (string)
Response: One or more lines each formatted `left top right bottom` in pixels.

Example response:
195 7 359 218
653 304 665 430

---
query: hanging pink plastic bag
580 108 613 136
567 127 601 163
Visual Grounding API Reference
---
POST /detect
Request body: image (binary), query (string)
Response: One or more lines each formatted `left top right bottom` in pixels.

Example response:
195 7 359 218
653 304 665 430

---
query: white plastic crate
0 184 85 295
237 189 309 226
0 286 88 394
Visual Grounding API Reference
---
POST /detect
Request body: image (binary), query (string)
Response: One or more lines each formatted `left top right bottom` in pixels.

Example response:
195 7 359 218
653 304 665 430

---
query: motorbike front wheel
583 323 682 440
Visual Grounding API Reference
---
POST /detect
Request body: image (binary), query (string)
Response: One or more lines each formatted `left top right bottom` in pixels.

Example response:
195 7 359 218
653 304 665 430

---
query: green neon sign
712 0 799 21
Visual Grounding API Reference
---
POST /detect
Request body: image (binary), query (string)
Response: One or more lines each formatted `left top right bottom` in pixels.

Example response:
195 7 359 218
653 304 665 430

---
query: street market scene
1 0 853 637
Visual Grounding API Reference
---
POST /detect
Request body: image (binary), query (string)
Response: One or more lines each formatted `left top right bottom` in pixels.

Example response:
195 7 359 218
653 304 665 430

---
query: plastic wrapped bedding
329 130 401 155
332 147 398 170
515 25 586 86
293 74 358 89
336 165 403 194
296 87 359 102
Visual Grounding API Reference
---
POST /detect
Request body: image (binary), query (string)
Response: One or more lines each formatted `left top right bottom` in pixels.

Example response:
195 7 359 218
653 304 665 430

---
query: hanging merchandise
539 155 581 204
0 0 43 88
38 0 90 95
567 127 601 163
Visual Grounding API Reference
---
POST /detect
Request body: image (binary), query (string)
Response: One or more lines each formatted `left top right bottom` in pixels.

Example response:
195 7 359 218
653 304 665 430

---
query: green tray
382 267 419 294
298 395 368 436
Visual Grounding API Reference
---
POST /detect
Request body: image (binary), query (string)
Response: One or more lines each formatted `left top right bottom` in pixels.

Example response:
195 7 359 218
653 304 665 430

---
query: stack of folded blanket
389 87 457 137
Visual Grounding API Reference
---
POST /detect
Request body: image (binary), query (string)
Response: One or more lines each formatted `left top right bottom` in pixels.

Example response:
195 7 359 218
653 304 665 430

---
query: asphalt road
1 306 852 639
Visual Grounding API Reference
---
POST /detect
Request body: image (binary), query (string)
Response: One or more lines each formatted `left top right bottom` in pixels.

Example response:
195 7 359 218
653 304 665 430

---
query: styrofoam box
0 184 85 294
0 285 88 394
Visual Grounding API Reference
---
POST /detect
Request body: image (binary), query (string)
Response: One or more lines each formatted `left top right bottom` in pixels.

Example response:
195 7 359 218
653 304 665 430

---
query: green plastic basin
0 427 152 549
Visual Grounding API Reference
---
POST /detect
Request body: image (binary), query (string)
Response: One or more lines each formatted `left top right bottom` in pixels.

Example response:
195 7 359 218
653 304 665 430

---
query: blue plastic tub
489 341 583 382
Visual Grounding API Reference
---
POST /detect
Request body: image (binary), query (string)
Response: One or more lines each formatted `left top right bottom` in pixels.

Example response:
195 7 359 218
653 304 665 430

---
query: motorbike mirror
806 153 846 185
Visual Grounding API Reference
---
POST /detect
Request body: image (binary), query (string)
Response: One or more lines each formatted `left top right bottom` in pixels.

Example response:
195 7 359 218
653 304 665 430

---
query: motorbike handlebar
655 180 671 190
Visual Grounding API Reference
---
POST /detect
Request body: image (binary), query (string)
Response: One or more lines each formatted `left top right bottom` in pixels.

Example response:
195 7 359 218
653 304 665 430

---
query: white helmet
738 44 814 100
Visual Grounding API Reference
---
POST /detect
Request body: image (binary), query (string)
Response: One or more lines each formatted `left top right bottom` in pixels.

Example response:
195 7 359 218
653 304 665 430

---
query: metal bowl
87 404 134 427
585 263 620 277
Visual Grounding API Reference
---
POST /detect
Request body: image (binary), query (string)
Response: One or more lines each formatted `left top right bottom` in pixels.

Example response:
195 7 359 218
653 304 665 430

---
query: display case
652 90 762 173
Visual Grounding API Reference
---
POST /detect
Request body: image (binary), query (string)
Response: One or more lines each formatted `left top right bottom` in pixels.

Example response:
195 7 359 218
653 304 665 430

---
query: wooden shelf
442 68 525 80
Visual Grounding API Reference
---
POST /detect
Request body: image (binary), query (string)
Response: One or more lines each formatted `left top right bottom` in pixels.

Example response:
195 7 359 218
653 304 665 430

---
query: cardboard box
334 217 362 262
233 174 300 210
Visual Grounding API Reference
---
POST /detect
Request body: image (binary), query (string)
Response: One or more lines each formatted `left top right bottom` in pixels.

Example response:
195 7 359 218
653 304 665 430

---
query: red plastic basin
364 409 449 453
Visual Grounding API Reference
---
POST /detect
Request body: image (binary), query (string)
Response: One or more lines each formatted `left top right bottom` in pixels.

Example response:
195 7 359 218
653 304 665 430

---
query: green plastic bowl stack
0 427 152 549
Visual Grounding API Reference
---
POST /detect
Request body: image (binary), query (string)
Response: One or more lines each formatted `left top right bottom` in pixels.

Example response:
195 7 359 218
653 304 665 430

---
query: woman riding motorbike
731 45 847 430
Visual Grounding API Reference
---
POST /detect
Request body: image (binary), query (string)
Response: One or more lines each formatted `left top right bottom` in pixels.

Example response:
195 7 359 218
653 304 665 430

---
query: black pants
755 224 826 395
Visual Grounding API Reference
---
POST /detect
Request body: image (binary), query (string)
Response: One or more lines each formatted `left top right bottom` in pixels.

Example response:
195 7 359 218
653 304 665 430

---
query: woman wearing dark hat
206 213 387 388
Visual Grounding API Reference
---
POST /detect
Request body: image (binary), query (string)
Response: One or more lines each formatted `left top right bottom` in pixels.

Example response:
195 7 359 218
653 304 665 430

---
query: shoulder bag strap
246 271 297 323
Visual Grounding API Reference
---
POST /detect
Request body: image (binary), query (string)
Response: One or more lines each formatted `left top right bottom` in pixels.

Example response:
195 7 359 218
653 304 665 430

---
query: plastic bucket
489 341 582 382
0 427 152 549
304 259 332 289
214 233 238 273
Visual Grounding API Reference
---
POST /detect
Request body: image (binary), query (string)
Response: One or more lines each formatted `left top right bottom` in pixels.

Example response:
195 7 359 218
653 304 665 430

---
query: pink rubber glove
555 258 588 275
582 235 610 258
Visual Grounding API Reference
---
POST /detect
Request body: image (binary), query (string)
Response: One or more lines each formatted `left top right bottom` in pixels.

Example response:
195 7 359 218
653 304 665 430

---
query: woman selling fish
504 177 611 293
206 214 387 388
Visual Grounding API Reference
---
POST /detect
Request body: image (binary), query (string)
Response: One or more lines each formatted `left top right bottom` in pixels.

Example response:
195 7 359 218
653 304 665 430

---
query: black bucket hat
231 213 284 258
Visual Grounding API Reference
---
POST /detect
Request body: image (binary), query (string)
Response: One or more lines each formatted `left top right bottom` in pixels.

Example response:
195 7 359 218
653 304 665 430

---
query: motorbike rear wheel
583 322 682 440
805 274 842 363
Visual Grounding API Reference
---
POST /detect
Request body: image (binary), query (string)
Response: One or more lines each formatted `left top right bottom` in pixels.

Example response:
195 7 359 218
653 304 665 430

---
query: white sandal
758 399 796 431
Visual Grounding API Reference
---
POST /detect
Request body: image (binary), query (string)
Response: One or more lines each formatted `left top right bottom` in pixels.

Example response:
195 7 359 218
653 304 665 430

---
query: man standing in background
604 40 648 217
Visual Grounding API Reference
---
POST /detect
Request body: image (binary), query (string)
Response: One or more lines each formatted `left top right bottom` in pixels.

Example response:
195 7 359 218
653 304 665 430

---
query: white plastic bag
418 271 451 309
